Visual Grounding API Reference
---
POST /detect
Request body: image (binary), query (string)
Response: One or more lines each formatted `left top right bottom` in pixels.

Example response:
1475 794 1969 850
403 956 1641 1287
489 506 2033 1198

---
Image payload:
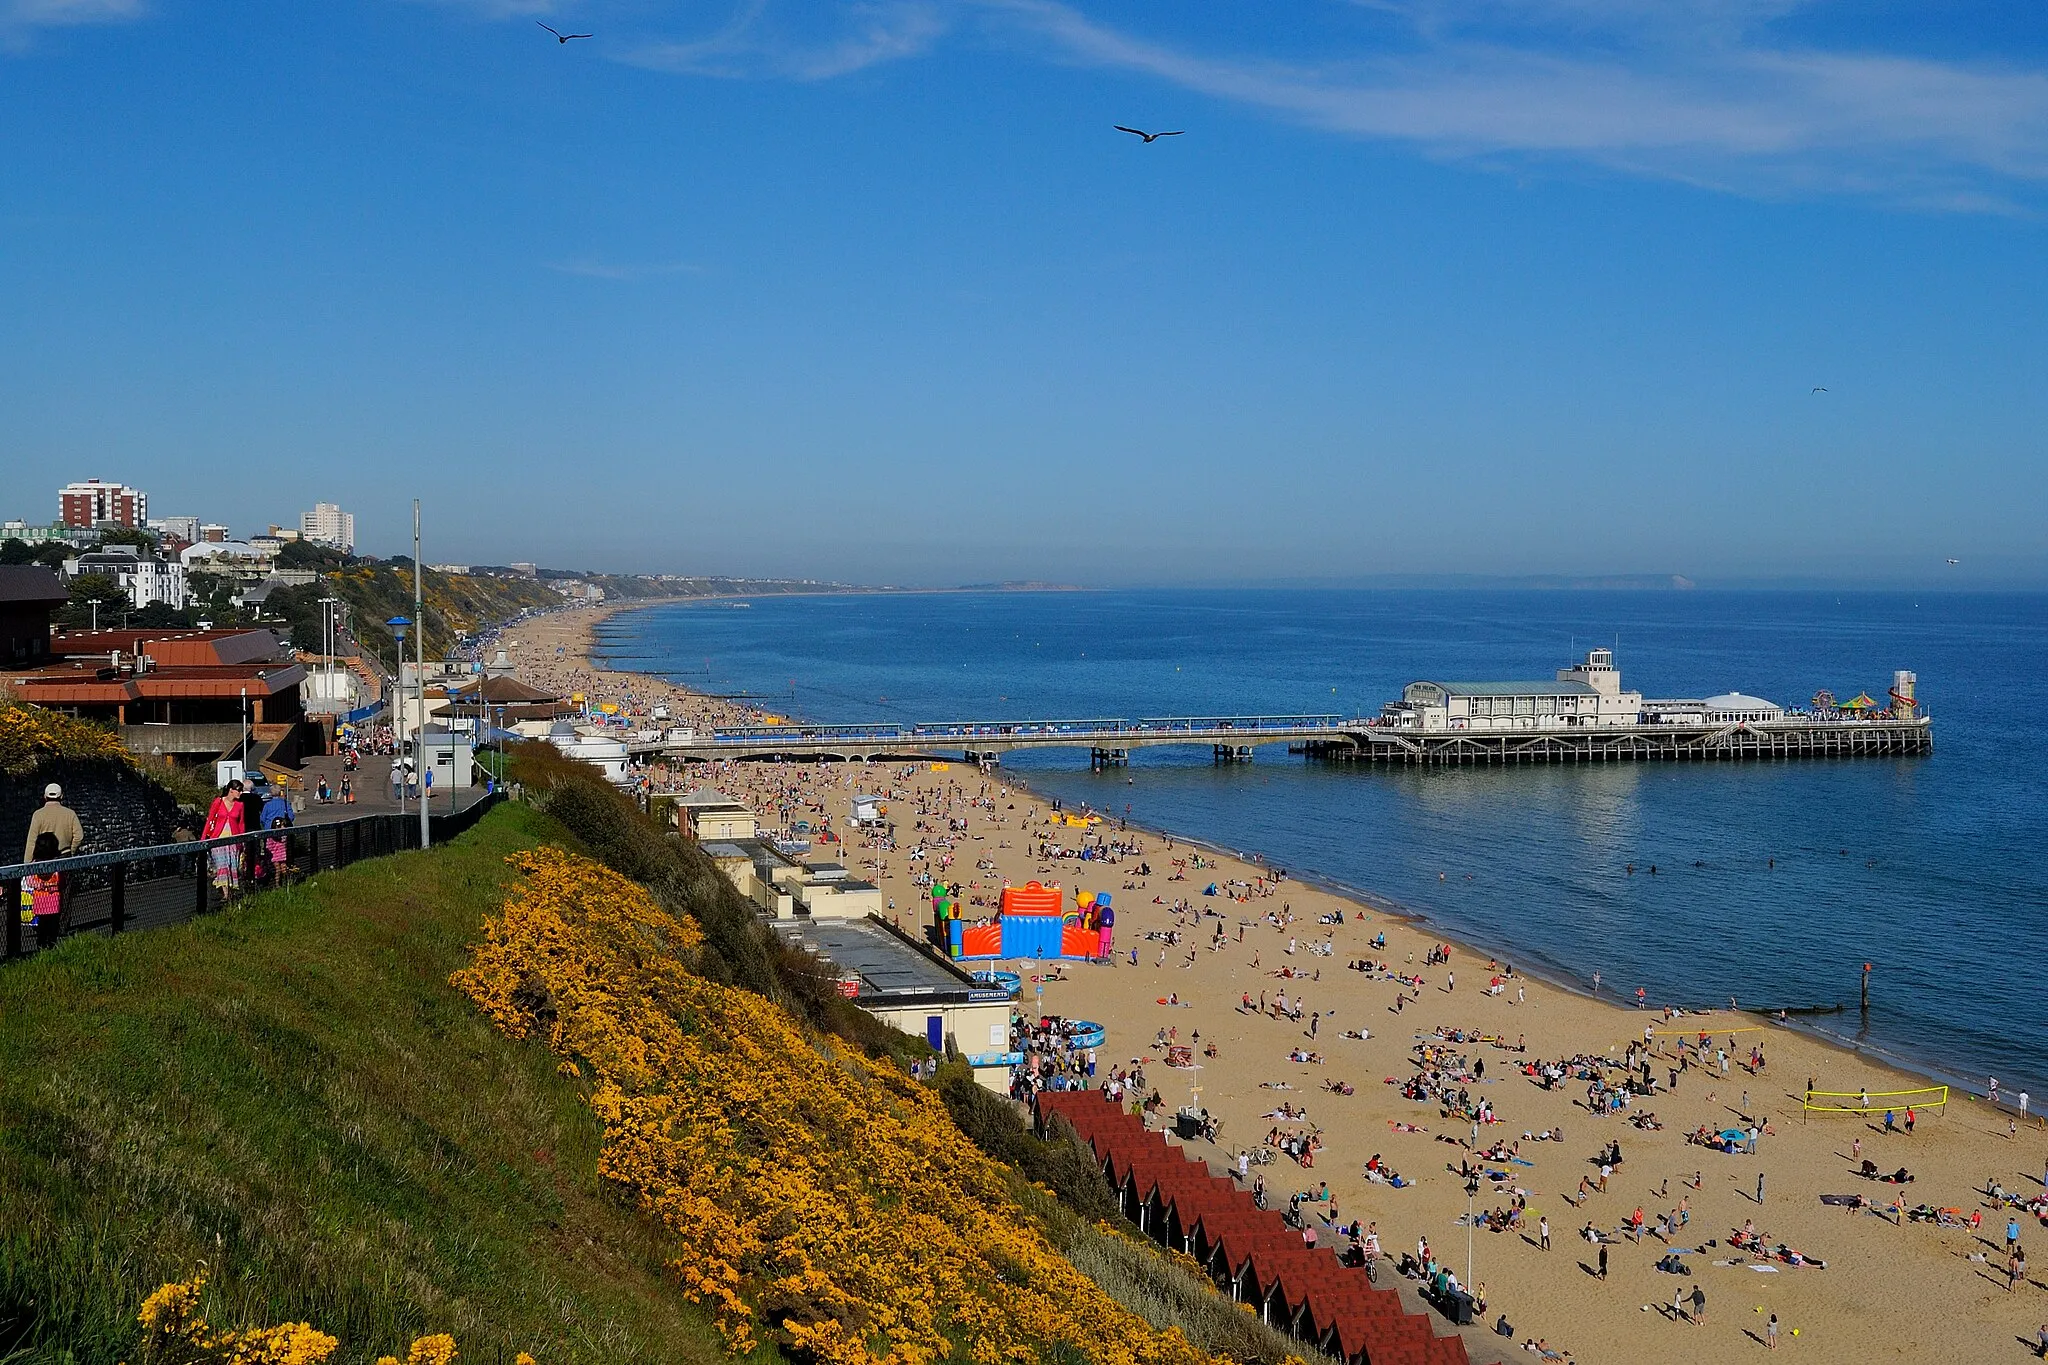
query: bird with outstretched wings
1114 126 1184 143
539 22 592 43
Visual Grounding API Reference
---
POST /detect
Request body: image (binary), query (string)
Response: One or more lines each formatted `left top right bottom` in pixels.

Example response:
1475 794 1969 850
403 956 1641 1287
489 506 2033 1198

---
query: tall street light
387 616 410 817
1464 1171 1480 1317
413 500 428 850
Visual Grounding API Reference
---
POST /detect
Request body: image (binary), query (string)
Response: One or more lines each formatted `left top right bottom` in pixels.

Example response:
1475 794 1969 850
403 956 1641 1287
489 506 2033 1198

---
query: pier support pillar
1089 747 1128 772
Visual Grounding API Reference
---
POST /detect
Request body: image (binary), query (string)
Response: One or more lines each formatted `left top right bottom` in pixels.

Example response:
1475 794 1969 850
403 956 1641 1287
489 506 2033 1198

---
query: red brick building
58 479 148 530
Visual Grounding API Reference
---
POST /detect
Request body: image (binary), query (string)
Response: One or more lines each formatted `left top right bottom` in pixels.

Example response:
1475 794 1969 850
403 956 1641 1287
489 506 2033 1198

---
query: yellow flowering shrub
454 847 1220 1365
133 1273 514 1365
0 701 131 776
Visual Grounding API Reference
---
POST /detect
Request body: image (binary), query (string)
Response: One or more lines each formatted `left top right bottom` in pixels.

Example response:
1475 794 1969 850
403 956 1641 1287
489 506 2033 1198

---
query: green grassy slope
0 802 737 1365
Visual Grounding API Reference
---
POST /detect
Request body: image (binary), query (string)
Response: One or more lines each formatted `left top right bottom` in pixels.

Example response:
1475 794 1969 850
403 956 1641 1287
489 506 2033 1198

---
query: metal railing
0 791 503 962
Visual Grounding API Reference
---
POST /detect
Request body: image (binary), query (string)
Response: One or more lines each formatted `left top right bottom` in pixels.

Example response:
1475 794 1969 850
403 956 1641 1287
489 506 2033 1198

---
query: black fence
0 792 505 961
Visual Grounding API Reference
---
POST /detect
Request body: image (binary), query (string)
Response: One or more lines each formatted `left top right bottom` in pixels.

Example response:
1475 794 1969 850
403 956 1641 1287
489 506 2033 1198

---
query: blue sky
2 0 2045 586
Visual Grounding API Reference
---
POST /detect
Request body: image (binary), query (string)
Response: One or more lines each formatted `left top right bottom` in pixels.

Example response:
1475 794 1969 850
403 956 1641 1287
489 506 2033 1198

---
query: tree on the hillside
131 602 193 629
185 571 245 628
277 540 348 571
63 573 131 628
0 539 36 565
100 526 158 551
261 582 331 653
34 544 71 570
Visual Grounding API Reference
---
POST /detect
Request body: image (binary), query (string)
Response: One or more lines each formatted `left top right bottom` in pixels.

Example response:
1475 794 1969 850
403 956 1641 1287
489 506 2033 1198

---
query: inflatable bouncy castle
942 881 1111 961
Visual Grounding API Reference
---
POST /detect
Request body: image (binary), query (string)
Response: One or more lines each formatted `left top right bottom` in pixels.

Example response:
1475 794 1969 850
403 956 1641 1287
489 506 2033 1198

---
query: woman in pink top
203 779 247 896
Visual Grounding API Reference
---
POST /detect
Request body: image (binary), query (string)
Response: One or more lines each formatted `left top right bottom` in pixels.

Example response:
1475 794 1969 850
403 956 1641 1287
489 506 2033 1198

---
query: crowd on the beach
495 604 2048 1365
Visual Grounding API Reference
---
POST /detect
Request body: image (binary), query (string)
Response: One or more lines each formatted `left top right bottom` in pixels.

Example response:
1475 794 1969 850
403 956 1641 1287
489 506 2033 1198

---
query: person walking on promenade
22 782 83 864
203 779 247 898
21 831 64 949
22 782 84 929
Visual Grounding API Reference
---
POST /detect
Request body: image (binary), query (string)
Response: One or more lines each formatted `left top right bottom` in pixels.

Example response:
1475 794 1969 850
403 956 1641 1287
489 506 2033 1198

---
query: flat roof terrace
772 917 1010 1007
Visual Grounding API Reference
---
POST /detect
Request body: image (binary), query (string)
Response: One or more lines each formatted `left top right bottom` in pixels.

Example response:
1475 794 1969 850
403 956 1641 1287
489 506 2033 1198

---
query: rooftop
1415 680 1599 697
1702 692 1784 712
772 917 1004 1005
677 786 748 808
0 565 68 607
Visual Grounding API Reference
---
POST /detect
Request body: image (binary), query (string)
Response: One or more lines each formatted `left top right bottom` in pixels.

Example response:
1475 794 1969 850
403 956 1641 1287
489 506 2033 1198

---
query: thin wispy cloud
442 0 2048 208
621 0 944 81
1 0 144 51
983 0 2048 206
544 256 704 281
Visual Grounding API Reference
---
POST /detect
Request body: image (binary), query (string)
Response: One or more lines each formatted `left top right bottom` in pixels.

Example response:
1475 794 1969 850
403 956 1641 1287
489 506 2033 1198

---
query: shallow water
594 588 2048 1098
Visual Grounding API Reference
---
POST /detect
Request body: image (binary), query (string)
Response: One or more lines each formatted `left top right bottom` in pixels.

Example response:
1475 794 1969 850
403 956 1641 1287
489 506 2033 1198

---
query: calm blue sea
593 589 2048 1098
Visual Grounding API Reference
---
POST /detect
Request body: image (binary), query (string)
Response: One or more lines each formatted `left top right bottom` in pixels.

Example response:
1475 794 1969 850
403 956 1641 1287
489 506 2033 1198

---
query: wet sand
513 603 2048 1365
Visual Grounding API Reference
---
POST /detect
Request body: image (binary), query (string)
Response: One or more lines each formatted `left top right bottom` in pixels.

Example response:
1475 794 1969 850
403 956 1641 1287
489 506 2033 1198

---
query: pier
625 711 1932 766
1299 714 1932 765
615 652 1932 768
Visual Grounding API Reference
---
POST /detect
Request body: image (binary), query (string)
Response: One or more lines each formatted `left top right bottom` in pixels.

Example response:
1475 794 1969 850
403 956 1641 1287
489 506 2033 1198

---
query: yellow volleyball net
1801 1085 1948 1115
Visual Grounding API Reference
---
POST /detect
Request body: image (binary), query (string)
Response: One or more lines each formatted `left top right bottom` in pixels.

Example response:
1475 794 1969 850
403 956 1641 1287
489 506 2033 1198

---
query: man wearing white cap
22 782 84 865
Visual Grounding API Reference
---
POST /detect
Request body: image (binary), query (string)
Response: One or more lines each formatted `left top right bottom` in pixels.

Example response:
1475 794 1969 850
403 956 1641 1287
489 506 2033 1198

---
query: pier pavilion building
1392 647 1645 731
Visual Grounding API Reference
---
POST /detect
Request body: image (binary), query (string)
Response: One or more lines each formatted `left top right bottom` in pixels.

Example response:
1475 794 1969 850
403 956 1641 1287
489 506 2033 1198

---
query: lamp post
319 596 338 717
1465 1172 1480 1305
413 499 428 850
387 616 410 816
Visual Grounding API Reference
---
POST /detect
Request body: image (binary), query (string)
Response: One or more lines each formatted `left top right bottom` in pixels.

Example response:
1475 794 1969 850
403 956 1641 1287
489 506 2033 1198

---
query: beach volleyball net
1802 1085 1948 1115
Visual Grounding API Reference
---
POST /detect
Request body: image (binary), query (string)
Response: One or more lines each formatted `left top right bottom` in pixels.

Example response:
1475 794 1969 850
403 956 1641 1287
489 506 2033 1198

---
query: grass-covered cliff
0 748 1315 1364
0 801 729 1364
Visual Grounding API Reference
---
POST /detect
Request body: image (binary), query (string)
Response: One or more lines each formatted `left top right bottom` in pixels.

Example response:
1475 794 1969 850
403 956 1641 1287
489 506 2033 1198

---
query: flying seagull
1114 126 1184 143
1811 386 1827 393
1946 558 1960 565
538 22 592 43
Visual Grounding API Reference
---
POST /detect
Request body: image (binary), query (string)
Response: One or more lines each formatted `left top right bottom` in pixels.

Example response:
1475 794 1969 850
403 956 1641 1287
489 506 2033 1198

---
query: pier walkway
624 712 1933 766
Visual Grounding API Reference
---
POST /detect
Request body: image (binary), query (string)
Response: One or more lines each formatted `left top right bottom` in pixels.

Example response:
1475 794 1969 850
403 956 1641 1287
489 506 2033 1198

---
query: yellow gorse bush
454 847 1219 1365
132 1273 497 1365
0 701 131 776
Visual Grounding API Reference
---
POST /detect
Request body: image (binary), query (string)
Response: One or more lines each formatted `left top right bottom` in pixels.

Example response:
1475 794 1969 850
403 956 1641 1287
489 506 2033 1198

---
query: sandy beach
505 604 2048 1365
